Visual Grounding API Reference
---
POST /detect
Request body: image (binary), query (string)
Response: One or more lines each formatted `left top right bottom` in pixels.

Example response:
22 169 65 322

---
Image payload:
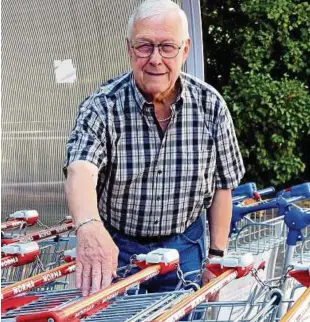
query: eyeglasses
131 41 184 59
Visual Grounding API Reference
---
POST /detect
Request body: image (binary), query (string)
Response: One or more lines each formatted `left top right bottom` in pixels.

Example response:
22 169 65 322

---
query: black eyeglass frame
131 40 185 59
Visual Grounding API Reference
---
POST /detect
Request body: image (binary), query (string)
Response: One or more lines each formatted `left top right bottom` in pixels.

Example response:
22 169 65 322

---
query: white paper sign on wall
54 59 77 83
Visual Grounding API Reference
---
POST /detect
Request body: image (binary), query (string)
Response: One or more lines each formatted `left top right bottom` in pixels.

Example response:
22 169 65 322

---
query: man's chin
144 86 169 96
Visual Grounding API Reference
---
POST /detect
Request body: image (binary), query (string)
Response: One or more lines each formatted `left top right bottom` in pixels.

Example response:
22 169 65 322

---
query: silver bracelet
75 218 103 233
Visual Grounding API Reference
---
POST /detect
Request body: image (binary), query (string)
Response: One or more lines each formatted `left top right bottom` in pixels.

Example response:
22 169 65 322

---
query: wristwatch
208 248 225 257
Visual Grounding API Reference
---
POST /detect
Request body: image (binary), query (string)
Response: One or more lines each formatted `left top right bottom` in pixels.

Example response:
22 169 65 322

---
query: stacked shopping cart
1 211 76 287
1 182 310 321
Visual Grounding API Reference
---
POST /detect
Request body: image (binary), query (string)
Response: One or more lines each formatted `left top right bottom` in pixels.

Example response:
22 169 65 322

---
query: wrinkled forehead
131 12 185 43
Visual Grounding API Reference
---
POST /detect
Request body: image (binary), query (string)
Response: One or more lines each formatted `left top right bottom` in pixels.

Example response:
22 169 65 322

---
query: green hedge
202 0 310 187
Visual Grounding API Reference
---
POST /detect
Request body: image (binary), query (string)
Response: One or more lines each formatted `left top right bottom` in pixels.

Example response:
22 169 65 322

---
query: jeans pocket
180 217 204 244
174 217 206 283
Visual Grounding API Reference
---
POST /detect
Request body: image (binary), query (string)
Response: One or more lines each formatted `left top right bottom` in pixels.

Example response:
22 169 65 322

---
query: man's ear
126 38 132 58
182 38 191 64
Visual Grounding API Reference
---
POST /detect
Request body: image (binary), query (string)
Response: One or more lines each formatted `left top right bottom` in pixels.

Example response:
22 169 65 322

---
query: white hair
127 0 189 40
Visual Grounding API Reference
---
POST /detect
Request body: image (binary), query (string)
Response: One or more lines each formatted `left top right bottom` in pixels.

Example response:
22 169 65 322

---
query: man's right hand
75 220 119 296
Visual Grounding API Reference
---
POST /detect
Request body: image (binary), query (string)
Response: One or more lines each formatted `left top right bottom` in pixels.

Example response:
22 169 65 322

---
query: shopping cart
1 218 76 283
199 184 309 305
1 248 180 321
186 204 310 322
82 253 260 322
2 228 307 321
229 184 310 263
230 183 310 237
155 256 308 321
84 253 266 322
1 251 260 322
2 183 309 321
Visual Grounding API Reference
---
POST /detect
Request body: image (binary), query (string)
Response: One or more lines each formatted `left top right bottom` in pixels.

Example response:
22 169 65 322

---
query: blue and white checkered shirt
64 71 245 237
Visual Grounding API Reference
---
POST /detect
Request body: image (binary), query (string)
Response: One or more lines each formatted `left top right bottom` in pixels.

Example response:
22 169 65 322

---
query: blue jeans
107 216 206 293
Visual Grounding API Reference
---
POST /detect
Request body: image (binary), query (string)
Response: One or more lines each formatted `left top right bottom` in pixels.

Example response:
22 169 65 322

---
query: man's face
127 13 190 100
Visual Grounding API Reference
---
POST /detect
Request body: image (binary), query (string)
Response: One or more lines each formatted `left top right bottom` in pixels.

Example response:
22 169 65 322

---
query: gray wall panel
1 0 201 225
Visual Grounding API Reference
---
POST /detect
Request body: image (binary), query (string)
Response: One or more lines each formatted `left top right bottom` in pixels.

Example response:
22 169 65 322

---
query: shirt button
154 220 159 224
157 196 160 201
158 170 162 175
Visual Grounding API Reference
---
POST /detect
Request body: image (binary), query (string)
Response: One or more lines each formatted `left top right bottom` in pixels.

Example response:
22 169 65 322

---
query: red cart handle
289 264 310 287
1 222 74 246
1 260 76 300
1 242 40 268
205 252 255 279
135 248 179 275
1 210 39 231
2 220 26 231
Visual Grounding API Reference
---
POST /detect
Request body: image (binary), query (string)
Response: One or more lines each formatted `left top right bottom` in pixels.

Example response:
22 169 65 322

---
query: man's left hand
202 256 221 302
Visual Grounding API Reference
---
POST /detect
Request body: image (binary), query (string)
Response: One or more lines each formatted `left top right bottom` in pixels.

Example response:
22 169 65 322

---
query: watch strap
208 248 224 257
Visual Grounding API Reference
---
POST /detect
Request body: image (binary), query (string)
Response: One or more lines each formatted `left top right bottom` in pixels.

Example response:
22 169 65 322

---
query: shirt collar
130 72 147 110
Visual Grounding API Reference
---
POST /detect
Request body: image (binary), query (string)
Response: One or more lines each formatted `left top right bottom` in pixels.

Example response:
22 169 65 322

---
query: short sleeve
214 102 245 189
63 96 107 177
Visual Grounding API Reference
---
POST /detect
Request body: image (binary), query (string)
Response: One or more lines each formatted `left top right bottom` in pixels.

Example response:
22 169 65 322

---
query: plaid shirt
64 71 245 237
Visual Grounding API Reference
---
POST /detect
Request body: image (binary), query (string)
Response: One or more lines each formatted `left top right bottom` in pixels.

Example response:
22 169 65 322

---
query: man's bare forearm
64 161 118 295
65 161 101 225
207 189 232 250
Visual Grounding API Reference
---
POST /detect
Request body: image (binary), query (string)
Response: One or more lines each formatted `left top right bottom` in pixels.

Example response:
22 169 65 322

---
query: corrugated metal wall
1 0 199 225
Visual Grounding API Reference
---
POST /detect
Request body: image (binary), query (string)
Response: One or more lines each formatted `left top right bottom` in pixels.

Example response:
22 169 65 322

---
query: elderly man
64 0 244 296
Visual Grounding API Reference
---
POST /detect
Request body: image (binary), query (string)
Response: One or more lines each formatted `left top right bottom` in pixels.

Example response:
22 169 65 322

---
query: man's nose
149 46 163 64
